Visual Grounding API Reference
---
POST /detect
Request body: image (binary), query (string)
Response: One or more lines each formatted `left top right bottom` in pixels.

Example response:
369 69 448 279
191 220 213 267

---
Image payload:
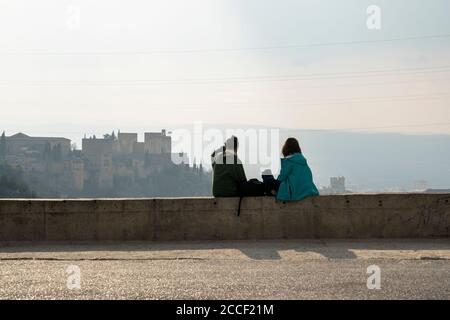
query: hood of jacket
214 149 241 164
282 152 306 166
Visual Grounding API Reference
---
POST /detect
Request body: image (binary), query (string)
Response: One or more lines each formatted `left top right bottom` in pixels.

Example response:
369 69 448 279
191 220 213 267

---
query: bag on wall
238 179 265 197
236 179 265 216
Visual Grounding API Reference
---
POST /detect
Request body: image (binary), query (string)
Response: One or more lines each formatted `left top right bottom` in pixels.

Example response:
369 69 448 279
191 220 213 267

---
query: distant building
80 129 178 190
412 180 428 192
71 159 84 191
2 132 85 195
82 136 115 158
320 176 347 194
144 130 171 154
81 137 114 189
5 132 71 156
171 152 190 166
425 189 450 193
117 132 138 154
2 129 195 195
330 176 346 193
133 142 145 155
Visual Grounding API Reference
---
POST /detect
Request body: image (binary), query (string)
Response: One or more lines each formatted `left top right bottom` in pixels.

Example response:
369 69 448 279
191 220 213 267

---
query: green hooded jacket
276 152 319 201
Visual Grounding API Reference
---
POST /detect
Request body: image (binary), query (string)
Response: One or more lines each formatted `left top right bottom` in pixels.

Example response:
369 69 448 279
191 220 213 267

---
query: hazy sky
1 0 450 143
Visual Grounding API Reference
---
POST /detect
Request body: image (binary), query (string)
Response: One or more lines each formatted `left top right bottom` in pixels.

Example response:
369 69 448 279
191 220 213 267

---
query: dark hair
225 136 238 152
282 137 301 157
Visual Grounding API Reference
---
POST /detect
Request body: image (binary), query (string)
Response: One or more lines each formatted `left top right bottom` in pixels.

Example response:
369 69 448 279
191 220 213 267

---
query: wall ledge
1 194 449 241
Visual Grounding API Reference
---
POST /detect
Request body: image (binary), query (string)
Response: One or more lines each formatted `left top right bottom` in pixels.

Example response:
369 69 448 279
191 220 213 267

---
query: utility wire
156 92 450 109
1 65 450 86
1 34 450 56
6 122 450 136
323 122 450 132
2 92 449 109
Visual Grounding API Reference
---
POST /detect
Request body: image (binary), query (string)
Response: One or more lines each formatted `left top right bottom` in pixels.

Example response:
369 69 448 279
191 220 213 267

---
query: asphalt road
0 240 449 299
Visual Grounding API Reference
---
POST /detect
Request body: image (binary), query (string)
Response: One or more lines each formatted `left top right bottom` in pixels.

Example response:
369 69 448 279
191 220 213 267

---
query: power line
324 122 450 132
238 76 450 91
2 92 449 109
1 34 450 56
164 92 450 109
4 121 450 136
1 65 450 86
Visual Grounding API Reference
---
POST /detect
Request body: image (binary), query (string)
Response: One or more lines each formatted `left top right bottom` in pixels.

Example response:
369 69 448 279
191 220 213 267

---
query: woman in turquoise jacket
273 138 319 201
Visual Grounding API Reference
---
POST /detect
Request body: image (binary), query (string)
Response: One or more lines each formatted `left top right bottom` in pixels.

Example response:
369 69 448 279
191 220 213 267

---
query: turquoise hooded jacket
276 152 319 201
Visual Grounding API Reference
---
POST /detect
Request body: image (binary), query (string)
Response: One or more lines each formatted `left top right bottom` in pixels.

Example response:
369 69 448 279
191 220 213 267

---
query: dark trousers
262 174 281 196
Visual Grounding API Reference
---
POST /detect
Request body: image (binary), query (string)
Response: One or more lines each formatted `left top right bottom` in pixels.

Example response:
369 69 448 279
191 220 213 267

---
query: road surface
0 240 449 299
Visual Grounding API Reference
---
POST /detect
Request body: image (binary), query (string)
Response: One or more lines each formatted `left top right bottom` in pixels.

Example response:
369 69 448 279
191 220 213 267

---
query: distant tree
103 131 117 141
0 162 35 198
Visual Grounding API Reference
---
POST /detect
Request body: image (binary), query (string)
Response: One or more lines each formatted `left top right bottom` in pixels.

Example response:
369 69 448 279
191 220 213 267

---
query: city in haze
1 0 450 198
0 0 449 304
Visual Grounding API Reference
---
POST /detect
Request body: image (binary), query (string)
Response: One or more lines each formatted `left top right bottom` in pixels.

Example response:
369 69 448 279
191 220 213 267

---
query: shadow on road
1 239 449 261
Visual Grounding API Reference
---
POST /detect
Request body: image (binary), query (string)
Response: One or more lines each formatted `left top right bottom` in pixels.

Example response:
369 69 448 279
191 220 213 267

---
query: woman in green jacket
272 138 319 201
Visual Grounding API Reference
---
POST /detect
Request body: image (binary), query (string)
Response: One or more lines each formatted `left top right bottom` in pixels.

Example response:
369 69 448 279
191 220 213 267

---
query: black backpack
238 179 265 197
236 179 265 216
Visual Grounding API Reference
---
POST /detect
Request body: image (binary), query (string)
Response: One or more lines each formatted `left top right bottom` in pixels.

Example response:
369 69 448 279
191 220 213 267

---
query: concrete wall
0 194 449 241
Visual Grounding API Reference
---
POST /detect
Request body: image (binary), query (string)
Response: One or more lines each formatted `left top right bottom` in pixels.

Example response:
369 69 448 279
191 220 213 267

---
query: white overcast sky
1 0 450 143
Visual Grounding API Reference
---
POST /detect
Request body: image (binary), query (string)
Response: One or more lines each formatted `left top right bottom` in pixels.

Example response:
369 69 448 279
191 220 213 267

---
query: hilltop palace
0 130 192 196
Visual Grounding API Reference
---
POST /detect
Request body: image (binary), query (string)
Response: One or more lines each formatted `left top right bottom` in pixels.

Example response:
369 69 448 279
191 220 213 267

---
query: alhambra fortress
0 130 202 197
